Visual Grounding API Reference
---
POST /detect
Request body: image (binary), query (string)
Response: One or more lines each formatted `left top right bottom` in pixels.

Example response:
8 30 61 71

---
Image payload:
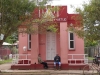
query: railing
12 54 31 65
68 54 88 65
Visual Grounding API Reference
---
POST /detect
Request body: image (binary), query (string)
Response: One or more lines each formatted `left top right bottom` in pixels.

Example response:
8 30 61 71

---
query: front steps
46 60 54 70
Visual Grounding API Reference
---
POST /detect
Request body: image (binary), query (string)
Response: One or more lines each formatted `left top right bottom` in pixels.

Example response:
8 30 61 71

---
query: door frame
46 32 56 60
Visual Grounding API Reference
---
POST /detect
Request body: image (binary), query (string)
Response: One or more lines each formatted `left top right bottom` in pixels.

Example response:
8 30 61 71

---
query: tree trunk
0 40 3 47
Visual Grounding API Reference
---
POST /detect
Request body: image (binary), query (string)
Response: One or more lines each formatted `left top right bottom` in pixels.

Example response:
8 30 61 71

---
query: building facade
11 6 87 70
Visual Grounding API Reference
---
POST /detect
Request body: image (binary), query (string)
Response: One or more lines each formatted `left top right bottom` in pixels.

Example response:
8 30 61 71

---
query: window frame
68 31 75 50
28 34 31 50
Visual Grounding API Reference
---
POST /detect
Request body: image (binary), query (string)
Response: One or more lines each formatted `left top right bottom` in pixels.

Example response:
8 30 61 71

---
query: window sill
69 49 75 51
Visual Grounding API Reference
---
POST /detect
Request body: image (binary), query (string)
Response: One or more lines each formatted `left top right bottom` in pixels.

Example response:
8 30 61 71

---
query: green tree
0 0 36 46
11 46 18 54
0 0 57 46
72 0 100 45
5 32 18 44
85 40 98 47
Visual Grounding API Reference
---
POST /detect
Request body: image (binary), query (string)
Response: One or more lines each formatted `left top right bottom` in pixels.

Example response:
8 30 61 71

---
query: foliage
5 32 18 44
32 6 59 34
0 59 12 65
0 0 36 46
68 26 84 39
11 46 18 54
0 0 58 46
85 40 98 47
74 0 100 43
47 25 58 32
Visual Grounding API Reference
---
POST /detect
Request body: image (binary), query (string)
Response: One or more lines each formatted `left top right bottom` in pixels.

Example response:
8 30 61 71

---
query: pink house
11 6 88 70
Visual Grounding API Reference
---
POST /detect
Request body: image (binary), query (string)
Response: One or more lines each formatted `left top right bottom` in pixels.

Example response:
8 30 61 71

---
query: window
68 31 75 50
28 34 31 50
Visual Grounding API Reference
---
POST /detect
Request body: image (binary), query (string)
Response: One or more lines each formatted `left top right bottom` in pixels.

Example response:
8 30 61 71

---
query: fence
68 54 88 65
0 48 11 59
12 54 31 65
85 45 100 57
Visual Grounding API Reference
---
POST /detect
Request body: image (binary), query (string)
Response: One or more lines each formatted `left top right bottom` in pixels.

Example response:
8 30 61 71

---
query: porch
11 54 88 70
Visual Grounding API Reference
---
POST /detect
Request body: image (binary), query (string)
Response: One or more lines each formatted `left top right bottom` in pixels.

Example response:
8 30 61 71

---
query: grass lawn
0 59 12 65
88 57 94 61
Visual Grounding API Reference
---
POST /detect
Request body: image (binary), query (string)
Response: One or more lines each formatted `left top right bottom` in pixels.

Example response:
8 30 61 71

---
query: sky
49 0 89 13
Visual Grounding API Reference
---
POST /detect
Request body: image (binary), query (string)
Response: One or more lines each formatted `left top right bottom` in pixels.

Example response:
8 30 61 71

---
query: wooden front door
46 32 56 60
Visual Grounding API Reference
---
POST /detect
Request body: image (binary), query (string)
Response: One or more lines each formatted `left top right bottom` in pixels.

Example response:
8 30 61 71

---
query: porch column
60 22 68 64
31 26 39 64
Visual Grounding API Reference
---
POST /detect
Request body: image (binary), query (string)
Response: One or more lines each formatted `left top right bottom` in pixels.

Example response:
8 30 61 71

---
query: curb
0 70 97 73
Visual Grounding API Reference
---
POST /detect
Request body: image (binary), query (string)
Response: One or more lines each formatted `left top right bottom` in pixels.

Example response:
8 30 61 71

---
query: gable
43 8 55 19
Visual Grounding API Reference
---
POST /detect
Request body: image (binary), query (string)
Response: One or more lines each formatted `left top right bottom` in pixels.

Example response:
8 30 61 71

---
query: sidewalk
1 69 98 74
0 63 98 75
0 63 11 70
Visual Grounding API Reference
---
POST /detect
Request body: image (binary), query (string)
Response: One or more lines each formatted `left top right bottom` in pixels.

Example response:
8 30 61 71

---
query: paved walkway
0 63 12 70
0 70 98 75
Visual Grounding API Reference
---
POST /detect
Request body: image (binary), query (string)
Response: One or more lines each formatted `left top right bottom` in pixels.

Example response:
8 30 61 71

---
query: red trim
11 64 88 70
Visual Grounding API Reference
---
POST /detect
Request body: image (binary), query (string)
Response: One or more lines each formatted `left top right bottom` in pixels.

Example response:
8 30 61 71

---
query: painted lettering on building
54 18 67 22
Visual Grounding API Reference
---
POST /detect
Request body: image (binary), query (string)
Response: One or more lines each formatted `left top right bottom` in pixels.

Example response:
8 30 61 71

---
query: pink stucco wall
68 31 84 54
56 32 60 56
39 34 46 60
18 23 84 63
31 34 39 64
60 22 68 63
18 33 28 54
